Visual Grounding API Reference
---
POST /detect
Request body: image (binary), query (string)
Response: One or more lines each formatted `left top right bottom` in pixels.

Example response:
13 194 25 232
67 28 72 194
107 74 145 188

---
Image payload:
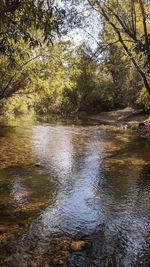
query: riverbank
79 107 150 137
0 107 150 137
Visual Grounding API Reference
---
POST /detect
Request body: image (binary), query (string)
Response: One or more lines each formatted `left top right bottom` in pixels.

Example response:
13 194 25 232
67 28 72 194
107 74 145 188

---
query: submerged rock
70 241 85 251
68 253 87 267
137 123 150 138
139 122 145 127
34 162 41 167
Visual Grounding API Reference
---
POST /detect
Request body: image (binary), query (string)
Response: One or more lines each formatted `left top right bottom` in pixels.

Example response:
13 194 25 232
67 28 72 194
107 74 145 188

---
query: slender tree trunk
0 55 42 100
98 5 150 96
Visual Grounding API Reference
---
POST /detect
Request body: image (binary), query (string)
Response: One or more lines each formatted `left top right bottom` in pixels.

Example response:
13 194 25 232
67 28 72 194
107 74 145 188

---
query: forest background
0 0 150 122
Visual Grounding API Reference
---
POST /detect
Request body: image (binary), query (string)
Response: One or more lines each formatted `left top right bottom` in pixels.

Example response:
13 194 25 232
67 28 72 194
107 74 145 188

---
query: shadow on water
0 123 150 266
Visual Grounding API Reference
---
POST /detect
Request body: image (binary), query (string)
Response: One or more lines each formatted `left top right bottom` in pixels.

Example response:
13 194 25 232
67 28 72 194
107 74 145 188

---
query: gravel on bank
79 107 150 137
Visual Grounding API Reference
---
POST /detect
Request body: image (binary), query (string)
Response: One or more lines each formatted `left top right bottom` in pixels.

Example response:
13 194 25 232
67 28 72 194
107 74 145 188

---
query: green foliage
0 94 35 123
0 0 150 118
0 0 65 66
131 123 141 130
33 41 81 115
137 87 150 112
0 39 147 118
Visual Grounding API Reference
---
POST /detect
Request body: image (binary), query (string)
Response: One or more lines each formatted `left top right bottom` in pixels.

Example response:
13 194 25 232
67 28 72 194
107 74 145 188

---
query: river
0 122 150 267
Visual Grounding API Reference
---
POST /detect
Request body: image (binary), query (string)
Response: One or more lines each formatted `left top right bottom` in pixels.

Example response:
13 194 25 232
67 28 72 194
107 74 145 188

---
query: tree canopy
0 0 150 118
0 0 65 64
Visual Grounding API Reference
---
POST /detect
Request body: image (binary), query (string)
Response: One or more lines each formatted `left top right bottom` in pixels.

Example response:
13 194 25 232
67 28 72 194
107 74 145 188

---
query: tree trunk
98 5 150 96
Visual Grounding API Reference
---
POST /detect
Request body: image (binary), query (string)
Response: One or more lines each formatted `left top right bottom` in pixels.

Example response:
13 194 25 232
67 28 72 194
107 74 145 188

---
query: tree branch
0 74 16 99
139 0 148 46
98 4 150 95
0 54 43 100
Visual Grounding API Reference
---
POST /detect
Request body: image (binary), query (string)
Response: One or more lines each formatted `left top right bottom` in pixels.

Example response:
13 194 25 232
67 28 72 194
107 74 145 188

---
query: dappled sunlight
0 127 33 168
1 0 150 266
11 175 28 208
0 124 150 267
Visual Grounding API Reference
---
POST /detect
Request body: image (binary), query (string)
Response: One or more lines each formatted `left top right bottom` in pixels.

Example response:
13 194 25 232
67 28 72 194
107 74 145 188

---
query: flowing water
0 122 150 267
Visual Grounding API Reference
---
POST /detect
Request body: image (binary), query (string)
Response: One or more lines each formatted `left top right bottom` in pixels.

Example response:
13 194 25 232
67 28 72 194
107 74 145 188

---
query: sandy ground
79 107 150 137
79 107 149 125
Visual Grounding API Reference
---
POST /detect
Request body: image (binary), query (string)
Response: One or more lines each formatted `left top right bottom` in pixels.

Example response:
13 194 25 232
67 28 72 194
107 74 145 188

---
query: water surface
0 123 150 267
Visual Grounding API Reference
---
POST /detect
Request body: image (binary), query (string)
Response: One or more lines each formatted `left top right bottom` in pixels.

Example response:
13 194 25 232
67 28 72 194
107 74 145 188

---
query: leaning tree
87 0 150 95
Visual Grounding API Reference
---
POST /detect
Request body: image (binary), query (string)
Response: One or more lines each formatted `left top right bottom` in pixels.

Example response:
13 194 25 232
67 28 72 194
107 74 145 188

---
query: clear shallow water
0 123 150 266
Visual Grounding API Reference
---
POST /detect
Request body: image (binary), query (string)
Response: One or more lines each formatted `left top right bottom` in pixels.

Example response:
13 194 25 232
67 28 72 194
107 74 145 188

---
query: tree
0 0 65 100
33 41 81 115
0 0 65 63
74 44 98 111
87 0 150 95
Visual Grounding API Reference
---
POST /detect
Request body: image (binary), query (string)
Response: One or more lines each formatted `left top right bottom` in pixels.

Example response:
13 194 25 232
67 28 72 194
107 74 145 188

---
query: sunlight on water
0 123 150 266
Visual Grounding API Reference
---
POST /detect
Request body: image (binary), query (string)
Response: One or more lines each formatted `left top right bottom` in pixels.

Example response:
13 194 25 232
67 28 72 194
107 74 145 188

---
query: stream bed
0 122 150 267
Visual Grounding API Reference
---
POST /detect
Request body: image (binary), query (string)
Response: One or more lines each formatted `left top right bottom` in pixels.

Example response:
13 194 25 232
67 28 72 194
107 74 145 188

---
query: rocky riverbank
79 107 150 137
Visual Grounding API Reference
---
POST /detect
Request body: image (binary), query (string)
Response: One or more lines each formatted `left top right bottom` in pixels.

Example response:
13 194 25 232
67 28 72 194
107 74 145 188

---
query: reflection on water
11 175 28 208
0 123 150 266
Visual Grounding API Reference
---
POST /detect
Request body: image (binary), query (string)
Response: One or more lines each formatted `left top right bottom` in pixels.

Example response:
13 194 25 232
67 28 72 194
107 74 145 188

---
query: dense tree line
0 0 150 120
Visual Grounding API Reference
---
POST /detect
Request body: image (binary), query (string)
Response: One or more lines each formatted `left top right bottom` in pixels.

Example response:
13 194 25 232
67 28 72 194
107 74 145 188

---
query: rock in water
70 241 85 251
35 162 41 167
